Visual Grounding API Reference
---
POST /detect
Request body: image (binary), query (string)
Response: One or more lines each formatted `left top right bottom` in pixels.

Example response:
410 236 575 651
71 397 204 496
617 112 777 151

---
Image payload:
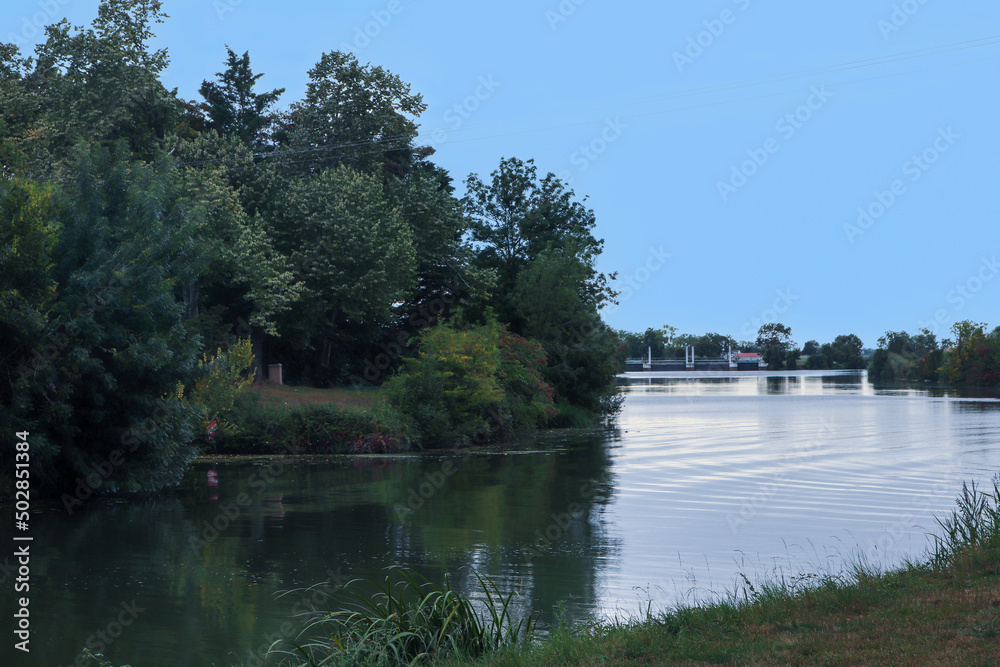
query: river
4 370 1000 667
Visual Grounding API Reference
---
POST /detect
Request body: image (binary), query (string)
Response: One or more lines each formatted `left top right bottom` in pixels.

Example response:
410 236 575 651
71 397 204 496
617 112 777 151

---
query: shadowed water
3 370 999 666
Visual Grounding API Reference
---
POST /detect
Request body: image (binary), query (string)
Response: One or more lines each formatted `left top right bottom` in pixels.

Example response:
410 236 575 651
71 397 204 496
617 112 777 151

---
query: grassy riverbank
436 565 1000 666
249 383 385 410
258 479 1000 667
434 481 1000 667
215 384 412 454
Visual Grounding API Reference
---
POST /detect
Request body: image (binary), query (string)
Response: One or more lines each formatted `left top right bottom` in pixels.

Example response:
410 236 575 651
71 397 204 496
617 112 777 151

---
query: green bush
386 323 558 447
386 323 505 447
940 321 1000 387
219 392 411 454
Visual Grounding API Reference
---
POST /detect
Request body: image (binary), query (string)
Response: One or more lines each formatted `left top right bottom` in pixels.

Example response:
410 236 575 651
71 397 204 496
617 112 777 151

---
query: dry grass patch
249 383 381 409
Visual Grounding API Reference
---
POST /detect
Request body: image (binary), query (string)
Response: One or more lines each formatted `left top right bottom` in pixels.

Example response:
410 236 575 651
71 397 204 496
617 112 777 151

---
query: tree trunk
317 307 341 369
319 340 332 368
182 282 199 320
251 326 266 383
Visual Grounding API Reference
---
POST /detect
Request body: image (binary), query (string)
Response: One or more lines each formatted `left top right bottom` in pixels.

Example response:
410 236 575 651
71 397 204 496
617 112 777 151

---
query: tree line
868 321 1000 387
620 319 1000 386
616 323 867 370
0 0 621 496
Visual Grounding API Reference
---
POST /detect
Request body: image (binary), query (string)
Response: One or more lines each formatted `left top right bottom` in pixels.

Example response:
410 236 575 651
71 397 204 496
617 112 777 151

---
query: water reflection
4 371 1000 667
764 375 787 393
0 436 618 667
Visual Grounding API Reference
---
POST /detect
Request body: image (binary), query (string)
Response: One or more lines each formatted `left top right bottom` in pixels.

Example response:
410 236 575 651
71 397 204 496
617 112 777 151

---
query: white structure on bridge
731 352 766 369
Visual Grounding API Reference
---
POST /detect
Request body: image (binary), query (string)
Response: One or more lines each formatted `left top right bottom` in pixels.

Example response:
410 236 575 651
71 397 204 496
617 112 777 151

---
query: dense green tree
176 161 301 377
2 144 207 495
512 251 621 418
6 0 182 176
869 328 941 382
806 351 828 370
941 320 998 386
0 44 33 180
820 343 835 362
463 157 614 323
275 164 416 369
198 47 285 147
620 326 681 360
878 330 911 355
385 162 477 315
279 50 425 178
640 328 667 358
909 328 939 357
756 323 793 370
462 157 619 418
691 332 735 358
831 334 865 368
0 179 60 438
803 340 820 356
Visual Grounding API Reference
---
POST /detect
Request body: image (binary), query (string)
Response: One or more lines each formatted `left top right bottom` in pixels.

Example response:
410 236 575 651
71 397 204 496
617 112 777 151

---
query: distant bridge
625 358 731 371
625 347 766 372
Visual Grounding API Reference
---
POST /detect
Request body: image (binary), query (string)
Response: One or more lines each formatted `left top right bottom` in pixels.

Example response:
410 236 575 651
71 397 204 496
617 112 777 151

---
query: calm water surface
4 370 1000 666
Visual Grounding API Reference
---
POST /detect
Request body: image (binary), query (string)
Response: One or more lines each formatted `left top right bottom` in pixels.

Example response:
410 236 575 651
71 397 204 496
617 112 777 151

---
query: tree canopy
756 323 793 369
199 46 285 147
0 0 624 496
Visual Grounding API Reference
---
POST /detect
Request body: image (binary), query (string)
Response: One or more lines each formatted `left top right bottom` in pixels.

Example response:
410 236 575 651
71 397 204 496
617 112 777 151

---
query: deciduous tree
756 323 793 370
279 51 425 178
275 165 416 368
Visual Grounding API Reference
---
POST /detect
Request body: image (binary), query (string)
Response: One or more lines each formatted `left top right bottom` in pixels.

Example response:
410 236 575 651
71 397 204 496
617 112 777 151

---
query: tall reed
931 476 1000 571
267 568 534 667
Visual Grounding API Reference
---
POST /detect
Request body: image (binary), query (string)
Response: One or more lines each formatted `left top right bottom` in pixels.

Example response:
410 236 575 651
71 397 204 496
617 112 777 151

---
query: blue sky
4 0 999 349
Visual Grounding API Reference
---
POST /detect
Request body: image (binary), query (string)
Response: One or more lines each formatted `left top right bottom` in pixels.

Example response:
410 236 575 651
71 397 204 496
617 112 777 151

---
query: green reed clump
268 568 534 667
931 476 1000 572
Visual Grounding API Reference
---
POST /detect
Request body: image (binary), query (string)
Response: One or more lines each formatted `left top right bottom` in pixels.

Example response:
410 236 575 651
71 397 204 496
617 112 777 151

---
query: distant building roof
734 352 762 359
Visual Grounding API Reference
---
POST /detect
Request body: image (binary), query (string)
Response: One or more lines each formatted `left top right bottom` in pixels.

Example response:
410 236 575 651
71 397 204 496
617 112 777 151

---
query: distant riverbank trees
869 321 1000 387
617 327 740 361
803 334 866 370
619 319 1000 389
756 323 794 370
616 325 869 372
0 0 622 497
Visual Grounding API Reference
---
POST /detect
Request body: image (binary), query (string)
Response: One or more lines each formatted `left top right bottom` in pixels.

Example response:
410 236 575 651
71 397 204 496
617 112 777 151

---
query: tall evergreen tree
198 47 285 148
